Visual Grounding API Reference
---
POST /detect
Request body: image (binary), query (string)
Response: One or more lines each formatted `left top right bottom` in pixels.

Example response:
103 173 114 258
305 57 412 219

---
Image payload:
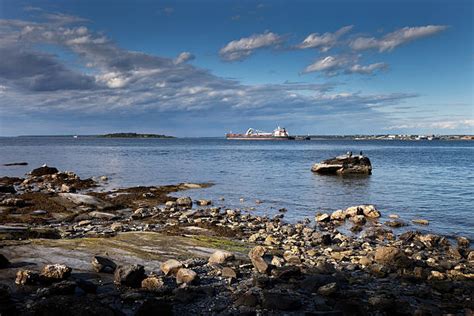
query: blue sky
0 0 472 136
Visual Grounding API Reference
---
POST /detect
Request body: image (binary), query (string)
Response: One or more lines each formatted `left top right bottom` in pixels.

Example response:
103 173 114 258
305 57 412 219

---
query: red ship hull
226 134 294 140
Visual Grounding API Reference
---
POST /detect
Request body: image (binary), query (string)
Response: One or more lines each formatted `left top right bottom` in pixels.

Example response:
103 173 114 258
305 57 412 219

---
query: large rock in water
30 165 59 176
311 154 372 175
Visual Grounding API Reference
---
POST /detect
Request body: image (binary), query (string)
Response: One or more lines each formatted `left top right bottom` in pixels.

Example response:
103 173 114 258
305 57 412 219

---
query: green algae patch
190 235 249 254
27 231 249 264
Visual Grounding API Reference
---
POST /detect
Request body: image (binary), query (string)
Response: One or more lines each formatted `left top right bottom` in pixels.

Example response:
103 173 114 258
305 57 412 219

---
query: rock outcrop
311 154 372 175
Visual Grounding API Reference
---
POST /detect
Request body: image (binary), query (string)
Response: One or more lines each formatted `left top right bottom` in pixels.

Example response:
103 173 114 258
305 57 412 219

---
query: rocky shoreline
0 166 472 315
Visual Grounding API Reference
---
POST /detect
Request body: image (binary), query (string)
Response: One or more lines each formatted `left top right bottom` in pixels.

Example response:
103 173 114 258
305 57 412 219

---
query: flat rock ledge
312 154 372 175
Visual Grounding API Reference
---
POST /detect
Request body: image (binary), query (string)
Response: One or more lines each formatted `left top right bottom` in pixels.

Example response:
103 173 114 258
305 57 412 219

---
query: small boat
226 126 294 140
73 135 78 139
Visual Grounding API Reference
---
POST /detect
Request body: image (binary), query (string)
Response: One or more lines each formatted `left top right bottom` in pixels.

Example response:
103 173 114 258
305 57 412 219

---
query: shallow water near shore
1 137 473 239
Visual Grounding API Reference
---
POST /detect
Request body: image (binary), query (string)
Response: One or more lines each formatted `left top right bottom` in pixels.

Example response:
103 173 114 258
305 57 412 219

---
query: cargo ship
226 126 295 140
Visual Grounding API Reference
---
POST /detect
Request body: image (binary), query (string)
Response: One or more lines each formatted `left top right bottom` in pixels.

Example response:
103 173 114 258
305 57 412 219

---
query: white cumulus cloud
219 31 282 61
174 52 195 65
350 25 448 52
302 56 347 74
347 62 388 74
297 25 353 51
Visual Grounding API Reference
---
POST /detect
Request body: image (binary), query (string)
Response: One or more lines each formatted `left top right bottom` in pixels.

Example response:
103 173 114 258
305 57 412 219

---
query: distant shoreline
99 133 175 139
7 134 473 141
14 133 175 139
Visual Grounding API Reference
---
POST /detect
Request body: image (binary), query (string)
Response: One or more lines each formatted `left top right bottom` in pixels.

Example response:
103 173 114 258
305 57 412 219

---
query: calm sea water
1 137 473 239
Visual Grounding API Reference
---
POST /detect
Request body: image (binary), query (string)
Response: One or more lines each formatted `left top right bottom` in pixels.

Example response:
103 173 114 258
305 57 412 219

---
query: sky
0 0 472 136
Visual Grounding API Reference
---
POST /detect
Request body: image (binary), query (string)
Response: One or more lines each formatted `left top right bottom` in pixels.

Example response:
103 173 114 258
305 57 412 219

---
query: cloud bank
0 10 430 135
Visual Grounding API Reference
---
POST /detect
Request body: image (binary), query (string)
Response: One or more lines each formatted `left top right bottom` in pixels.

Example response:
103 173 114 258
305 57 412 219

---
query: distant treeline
100 133 175 138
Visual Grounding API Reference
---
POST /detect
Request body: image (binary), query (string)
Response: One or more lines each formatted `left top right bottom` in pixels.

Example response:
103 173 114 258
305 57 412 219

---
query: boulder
271 265 301 279
264 235 279 246
221 267 237 280
208 250 235 264
60 184 76 193
457 236 470 249
283 251 301 265
330 209 346 221
114 264 145 288
30 165 59 176
197 199 212 206
374 246 410 267
161 259 183 276
361 205 381 218
351 215 367 225
315 213 330 222
385 220 408 228
15 270 39 285
40 264 72 281
176 268 197 284
249 246 272 273
110 223 124 232
311 154 372 175
0 185 15 194
0 254 10 269
345 206 363 217
418 234 447 249
412 219 429 226
141 275 164 291
165 201 177 208
317 282 338 296
91 256 117 273
176 197 192 207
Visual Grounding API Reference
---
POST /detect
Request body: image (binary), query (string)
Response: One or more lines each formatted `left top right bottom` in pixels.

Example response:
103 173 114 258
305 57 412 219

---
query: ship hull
226 134 294 140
